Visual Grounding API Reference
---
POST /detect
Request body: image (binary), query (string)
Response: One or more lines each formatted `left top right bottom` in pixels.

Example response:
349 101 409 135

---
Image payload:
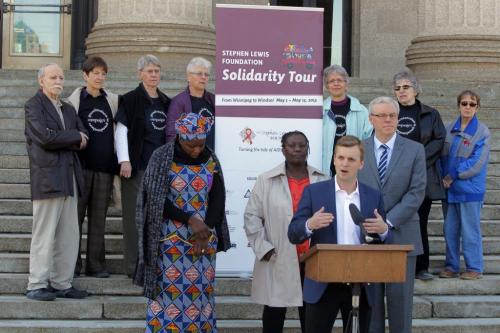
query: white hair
137 54 161 71
186 57 212 72
37 63 60 79
368 96 400 114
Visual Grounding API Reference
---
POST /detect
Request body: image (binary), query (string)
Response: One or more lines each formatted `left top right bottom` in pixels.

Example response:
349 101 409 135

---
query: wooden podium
301 244 414 332
301 244 414 283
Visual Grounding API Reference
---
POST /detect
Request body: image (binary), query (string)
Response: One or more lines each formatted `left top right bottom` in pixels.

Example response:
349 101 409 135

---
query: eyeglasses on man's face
371 113 398 120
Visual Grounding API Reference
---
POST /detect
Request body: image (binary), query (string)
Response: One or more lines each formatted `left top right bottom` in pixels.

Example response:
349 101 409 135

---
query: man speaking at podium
288 135 389 333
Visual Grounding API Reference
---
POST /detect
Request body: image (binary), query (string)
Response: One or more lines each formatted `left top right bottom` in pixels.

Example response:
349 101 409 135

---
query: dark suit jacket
24 90 87 200
287 179 386 304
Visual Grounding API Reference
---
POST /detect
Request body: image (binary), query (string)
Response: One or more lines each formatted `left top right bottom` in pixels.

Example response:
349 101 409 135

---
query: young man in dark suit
288 135 389 333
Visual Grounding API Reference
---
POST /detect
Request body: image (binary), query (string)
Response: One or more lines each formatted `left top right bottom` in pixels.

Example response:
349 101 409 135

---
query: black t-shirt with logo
328 97 351 176
140 98 167 170
397 101 421 142
77 89 118 174
190 95 215 150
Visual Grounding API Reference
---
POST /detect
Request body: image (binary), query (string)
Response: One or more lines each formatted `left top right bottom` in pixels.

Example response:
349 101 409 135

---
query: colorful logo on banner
282 43 316 70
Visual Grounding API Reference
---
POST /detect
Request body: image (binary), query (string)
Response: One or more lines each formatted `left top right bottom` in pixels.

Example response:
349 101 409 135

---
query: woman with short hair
322 65 372 176
392 68 446 281
114 54 171 277
166 57 216 150
440 90 490 280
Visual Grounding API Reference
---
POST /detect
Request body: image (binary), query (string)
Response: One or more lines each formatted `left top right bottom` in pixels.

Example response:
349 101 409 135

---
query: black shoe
73 272 80 278
26 288 56 301
416 270 434 281
86 271 110 278
52 286 88 299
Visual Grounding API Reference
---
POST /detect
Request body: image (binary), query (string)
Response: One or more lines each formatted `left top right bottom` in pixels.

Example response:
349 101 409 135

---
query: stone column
406 0 500 81
85 0 215 72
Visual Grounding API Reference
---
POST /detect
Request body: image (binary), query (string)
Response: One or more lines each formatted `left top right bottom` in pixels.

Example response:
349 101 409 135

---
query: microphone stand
350 283 361 333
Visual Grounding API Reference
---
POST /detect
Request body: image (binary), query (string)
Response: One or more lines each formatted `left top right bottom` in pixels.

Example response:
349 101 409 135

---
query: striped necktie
378 144 389 183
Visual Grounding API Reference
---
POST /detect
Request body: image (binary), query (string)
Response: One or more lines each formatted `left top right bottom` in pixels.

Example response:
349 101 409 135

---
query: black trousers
305 283 370 333
416 197 433 273
262 263 306 333
76 170 114 274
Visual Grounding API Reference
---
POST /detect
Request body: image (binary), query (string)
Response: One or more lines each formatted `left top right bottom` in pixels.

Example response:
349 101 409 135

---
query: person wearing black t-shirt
322 65 372 176
166 57 215 150
392 68 446 281
114 55 171 277
67 56 119 278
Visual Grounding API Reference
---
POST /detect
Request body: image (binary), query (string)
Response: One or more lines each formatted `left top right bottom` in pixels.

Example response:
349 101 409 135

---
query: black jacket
24 90 87 200
115 83 170 174
416 100 447 200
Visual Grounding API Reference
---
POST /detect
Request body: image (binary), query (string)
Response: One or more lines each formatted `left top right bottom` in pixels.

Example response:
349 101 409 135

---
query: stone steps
2 215 497 236
2 214 498 237
0 294 497 320
0 318 495 333
5 181 500 202
0 318 500 333
0 233 124 254
0 200 498 226
0 215 123 234
0 199 498 220
1 273 500 296
0 199 122 216
2 252 500 274
6 232 500 256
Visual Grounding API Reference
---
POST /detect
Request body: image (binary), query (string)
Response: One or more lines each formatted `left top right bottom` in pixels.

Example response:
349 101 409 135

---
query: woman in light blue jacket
322 65 372 174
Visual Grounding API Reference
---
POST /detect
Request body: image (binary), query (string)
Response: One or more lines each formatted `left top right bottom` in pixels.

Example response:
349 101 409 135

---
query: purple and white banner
215 4 324 275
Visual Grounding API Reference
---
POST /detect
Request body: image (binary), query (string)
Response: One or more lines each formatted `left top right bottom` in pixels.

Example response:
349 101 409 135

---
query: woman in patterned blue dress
134 113 229 333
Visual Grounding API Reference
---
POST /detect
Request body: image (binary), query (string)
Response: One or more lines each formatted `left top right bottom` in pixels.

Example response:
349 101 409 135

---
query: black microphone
348 203 380 244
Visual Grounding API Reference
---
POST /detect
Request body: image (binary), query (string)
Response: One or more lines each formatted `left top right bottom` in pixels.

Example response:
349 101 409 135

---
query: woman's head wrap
175 112 213 140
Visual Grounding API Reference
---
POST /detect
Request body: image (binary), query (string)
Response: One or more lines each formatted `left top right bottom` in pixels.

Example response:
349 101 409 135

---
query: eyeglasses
393 85 412 91
190 71 210 78
460 101 478 108
371 113 398 119
327 79 346 84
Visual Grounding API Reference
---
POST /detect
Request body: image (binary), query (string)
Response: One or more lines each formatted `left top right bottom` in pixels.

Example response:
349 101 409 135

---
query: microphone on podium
348 203 381 244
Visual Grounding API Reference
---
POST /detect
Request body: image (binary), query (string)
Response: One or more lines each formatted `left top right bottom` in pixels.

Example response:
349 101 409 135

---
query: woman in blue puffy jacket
440 90 490 280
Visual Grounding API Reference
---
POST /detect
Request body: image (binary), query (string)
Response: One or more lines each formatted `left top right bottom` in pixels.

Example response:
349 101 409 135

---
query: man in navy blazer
288 135 389 333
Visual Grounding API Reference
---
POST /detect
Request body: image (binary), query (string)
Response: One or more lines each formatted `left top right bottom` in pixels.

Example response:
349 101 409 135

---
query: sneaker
86 271 110 278
439 269 459 278
460 271 483 280
26 288 56 301
51 286 88 299
416 270 434 281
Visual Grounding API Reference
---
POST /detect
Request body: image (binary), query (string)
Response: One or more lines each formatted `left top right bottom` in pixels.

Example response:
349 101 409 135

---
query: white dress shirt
305 177 388 239
373 133 397 230
334 177 361 244
373 133 397 166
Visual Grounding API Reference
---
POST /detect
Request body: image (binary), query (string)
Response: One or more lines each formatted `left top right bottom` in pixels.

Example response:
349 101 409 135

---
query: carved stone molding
406 0 500 81
86 0 215 72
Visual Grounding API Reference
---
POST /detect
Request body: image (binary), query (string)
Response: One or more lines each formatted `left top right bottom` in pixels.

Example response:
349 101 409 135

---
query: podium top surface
301 244 414 262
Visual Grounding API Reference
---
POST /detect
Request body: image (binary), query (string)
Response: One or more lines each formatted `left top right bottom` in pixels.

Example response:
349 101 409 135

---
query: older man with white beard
24 63 89 301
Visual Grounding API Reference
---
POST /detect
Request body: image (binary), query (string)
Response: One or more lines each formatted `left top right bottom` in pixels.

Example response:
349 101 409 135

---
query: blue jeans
443 201 483 273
